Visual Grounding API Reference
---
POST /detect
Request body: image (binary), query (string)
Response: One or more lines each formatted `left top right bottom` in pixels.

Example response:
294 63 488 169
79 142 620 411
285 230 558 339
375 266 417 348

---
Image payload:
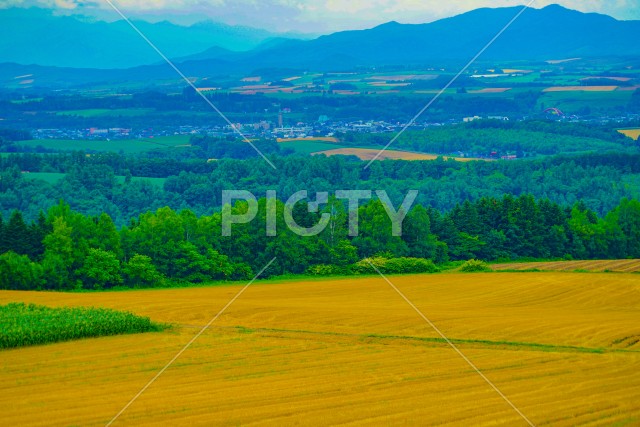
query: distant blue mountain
214 4 640 70
1 4 639 87
0 8 310 69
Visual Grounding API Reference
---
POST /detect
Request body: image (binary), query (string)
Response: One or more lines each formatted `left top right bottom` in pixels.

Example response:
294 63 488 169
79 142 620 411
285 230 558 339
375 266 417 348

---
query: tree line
1 195 639 291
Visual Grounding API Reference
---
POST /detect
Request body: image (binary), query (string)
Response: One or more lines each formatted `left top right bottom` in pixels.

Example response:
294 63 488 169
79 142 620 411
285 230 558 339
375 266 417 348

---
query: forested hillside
1 152 639 223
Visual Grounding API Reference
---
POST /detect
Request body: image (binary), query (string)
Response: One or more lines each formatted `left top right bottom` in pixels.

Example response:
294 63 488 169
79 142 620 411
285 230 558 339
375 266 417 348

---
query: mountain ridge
0 7 312 69
1 4 639 87
168 4 640 72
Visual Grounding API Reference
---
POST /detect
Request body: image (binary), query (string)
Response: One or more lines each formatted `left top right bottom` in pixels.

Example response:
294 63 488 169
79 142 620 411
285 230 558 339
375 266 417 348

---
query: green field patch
17 135 191 154
56 108 154 117
22 172 166 186
22 172 66 183
279 140 347 154
0 303 165 349
10 98 43 104
115 176 167 186
537 90 633 113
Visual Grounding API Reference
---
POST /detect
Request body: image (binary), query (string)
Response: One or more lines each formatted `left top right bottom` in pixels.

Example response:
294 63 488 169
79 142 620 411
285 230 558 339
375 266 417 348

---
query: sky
3 0 640 33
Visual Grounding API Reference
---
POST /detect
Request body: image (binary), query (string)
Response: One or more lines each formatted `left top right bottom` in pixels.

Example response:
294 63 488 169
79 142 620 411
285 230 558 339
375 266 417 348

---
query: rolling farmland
1 273 639 426
312 148 438 161
312 148 483 162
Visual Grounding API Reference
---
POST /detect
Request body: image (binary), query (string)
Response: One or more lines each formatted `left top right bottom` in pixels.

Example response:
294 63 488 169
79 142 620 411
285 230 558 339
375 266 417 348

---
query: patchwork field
1 272 639 426
492 259 640 273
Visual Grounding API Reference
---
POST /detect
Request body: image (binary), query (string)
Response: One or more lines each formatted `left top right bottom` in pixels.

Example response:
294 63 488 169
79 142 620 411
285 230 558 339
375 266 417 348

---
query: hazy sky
4 0 640 33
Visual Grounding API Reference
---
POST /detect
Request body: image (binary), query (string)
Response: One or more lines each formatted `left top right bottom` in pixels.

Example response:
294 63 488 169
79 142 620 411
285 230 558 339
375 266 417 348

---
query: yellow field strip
618 129 640 141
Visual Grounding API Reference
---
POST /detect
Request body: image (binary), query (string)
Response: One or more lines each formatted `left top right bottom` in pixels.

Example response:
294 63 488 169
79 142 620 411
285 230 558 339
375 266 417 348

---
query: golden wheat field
618 129 640 141
492 259 640 273
312 148 482 162
1 272 640 426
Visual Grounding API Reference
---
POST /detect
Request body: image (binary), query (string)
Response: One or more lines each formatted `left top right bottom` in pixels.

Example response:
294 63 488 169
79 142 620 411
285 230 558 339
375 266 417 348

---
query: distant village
31 116 457 142
29 110 639 162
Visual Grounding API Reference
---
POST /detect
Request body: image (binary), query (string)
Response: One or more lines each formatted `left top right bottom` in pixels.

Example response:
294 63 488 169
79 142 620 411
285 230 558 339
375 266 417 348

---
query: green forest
1 150 640 224
1 194 639 291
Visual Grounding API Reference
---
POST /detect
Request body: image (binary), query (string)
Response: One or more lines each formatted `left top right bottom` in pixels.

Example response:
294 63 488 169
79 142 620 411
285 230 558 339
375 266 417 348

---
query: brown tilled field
491 259 640 273
543 86 619 92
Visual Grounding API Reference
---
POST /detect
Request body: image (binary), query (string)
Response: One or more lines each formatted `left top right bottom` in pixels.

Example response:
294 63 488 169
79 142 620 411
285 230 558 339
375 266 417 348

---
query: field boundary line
366 260 536 426
365 0 537 169
102 0 277 170
105 257 276 426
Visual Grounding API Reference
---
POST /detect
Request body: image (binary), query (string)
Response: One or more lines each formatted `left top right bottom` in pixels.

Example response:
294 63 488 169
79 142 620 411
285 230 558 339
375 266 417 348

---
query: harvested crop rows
491 259 640 273
1 273 639 426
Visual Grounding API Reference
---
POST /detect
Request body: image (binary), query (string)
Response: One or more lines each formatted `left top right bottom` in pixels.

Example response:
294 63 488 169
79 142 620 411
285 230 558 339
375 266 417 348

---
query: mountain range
1 4 639 88
0 8 311 69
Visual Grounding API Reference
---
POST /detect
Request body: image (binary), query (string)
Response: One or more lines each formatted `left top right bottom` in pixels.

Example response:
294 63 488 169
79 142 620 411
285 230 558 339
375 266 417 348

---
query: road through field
1 273 639 426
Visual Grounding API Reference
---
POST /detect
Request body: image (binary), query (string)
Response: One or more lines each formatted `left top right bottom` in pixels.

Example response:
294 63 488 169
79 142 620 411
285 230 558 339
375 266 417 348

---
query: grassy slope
279 140 346 154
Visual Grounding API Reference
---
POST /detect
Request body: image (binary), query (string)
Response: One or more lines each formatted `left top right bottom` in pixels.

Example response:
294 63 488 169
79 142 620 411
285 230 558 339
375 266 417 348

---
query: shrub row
306 257 439 276
459 259 492 272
